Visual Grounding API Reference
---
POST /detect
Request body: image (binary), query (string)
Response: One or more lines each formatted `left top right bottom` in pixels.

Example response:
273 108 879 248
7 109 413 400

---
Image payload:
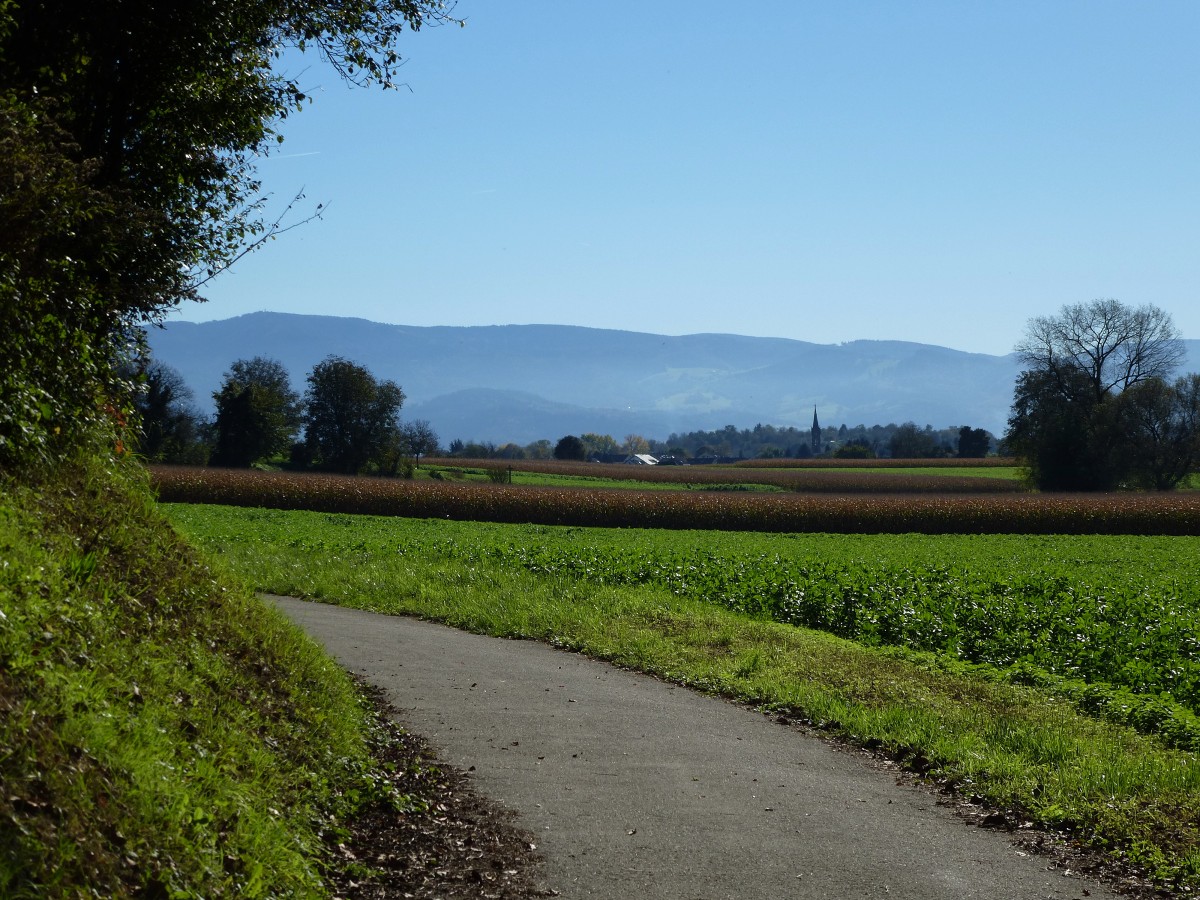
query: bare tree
1016 299 1184 403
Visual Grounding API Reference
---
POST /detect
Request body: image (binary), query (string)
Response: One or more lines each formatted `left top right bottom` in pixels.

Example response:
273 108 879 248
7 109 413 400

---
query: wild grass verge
165 504 1200 894
0 458 421 898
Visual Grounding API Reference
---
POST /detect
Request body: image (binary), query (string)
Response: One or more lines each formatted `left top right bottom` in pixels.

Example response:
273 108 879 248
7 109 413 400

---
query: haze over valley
143 312 1189 447
150 313 1200 446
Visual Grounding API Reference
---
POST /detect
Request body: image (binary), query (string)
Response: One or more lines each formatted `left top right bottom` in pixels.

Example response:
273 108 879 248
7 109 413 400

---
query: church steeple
811 406 821 454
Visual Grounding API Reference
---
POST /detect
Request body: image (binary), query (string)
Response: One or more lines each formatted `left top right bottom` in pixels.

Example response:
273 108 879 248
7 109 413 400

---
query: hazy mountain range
147 313 1200 446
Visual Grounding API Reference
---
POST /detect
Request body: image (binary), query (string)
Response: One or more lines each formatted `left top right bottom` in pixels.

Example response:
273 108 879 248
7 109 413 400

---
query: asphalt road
272 596 1122 900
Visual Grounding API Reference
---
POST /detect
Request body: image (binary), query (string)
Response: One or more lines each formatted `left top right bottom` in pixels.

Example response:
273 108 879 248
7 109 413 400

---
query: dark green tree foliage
664 422 976 460
0 0 456 469
1114 374 1200 490
497 443 527 460
375 419 440 476
132 360 208 464
211 357 303 467
525 439 553 459
834 442 876 459
888 422 942 459
554 435 587 461
957 426 991 458
444 439 503 458
581 433 620 456
1006 299 1194 490
0 90 134 466
1006 368 1120 490
303 356 404 474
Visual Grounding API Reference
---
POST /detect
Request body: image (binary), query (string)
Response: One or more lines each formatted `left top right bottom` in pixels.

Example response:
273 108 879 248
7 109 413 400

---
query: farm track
273 596 1132 900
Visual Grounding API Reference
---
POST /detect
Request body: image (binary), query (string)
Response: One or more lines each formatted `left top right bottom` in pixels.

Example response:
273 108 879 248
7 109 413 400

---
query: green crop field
425 457 1028 492
425 465 787 492
434 464 1023 489
164 504 1200 745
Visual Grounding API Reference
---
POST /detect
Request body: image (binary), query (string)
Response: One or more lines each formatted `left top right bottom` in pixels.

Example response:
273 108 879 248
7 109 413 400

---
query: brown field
151 466 1200 535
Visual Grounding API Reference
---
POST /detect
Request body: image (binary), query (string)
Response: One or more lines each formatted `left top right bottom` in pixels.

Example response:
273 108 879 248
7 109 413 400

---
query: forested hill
149 312 1197 444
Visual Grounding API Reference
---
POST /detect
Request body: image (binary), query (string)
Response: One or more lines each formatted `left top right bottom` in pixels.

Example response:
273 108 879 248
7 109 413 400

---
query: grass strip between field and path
164 503 1200 893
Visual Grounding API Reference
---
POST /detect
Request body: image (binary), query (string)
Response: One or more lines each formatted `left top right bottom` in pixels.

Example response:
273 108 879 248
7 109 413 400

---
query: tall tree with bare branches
1007 299 1193 489
1015 299 1183 404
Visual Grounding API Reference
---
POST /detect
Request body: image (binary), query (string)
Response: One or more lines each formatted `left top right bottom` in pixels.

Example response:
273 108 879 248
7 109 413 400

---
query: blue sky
175 1 1200 356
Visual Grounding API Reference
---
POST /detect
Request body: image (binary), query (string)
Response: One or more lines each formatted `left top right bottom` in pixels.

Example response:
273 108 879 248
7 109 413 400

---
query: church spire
811 406 821 454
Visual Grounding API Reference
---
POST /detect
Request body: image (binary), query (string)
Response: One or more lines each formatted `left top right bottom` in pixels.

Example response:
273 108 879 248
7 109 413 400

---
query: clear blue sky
174 1 1200 356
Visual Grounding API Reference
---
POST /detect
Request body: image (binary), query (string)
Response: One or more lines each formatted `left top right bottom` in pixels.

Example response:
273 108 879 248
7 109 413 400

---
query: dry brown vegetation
152 466 1200 535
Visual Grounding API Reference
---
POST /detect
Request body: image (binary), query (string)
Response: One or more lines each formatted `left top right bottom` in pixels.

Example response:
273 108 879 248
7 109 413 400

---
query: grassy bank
0 460 414 897
165 504 1200 892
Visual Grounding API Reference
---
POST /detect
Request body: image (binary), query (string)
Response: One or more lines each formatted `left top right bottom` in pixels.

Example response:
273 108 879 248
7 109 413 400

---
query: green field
832 465 1023 479
165 502 1200 890
436 464 1024 489
426 465 786 492
163 505 1200 738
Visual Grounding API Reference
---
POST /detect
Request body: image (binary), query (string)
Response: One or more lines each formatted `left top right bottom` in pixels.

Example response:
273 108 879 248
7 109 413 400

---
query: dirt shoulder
331 679 553 899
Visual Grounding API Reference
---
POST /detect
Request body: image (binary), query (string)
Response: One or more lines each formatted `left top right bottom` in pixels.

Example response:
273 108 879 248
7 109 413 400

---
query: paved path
273 596 1120 900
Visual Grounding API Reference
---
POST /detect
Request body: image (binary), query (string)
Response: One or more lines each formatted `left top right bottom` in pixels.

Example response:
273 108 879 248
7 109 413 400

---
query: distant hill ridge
148 312 1200 445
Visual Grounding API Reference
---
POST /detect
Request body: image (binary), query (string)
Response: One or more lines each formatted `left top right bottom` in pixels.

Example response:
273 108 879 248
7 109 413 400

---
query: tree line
435 425 992 462
658 422 993 461
529 424 989 461
134 353 438 476
135 354 996 472
135 298 1199 491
